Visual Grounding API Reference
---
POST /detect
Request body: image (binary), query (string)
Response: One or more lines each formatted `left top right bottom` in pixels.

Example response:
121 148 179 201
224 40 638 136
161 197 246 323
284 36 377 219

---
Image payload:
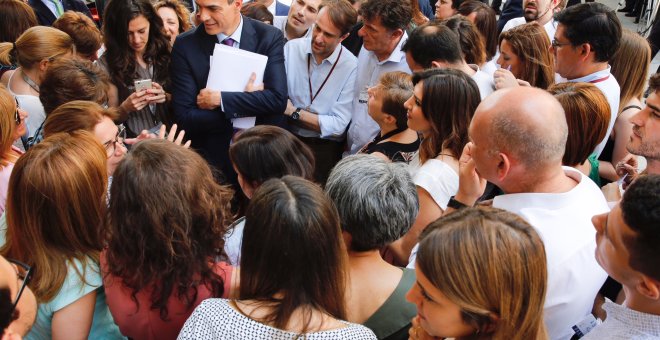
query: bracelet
447 196 470 210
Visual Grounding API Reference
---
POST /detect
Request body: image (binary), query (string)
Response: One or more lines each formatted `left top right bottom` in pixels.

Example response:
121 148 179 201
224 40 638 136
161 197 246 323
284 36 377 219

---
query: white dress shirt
502 17 558 42
493 167 609 340
468 64 495 100
565 66 620 157
346 33 411 155
284 37 358 141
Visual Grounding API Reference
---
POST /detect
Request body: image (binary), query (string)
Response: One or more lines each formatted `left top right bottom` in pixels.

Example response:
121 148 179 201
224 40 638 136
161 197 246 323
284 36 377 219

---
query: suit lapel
196 24 218 57
239 17 257 53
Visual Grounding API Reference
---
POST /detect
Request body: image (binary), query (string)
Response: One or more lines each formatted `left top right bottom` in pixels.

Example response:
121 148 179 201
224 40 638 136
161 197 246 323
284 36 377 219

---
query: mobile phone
134 79 153 92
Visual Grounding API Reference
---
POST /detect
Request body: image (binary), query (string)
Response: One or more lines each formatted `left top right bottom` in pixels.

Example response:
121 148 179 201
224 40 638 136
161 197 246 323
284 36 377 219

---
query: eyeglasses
551 39 572 49
14 97 21 125
7 259 33 314
104 124 126 158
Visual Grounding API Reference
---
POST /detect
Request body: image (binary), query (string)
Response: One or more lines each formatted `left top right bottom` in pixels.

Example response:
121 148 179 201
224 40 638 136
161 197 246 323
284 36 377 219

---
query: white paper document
207 44 268 129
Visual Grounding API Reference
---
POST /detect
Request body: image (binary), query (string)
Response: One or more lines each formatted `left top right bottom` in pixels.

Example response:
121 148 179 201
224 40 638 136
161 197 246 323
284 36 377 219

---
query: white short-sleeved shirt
408 154 459 211
178 299 377 339
223 217 245 266
493 167 609 340
582 300 660 339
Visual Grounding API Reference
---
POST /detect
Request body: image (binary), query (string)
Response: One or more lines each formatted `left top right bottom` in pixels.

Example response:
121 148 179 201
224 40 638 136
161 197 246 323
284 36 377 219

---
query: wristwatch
447 196 470 210
291 108 302 120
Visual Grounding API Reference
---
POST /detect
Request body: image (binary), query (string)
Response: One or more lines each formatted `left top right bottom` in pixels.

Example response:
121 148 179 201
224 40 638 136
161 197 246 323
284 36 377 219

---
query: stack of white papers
207 43 269 129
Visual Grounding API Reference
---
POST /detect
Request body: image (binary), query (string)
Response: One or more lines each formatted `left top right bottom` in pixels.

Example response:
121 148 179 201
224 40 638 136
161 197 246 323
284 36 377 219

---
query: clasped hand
197 72 263 110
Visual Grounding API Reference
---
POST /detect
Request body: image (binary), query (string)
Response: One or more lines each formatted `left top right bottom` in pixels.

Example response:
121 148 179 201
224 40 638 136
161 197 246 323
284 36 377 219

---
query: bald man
452 87 609 340
0 255 37 339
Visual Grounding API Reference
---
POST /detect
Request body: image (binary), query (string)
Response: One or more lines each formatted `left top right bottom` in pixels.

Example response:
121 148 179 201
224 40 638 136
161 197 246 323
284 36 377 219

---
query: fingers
167 124 177 142
459 142 474 164
174 129 185 145
158 124 167 139
123 137 138 145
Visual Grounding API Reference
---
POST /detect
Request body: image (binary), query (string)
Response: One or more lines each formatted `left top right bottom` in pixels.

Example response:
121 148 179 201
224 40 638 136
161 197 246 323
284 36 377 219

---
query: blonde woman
599 29 651 182
0 27 74 138
407 207 548 340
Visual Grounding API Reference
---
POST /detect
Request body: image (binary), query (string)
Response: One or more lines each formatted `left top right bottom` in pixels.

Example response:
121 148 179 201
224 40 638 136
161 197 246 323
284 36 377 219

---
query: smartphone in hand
134 79 153 92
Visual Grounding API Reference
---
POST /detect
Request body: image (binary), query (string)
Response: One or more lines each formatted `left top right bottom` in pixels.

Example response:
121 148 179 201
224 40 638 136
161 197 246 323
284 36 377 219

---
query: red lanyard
589 75 610 84
307 47 342 106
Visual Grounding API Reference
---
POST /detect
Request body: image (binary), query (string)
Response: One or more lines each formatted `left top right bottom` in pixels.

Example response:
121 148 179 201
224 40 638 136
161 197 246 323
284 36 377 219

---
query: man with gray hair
326 154 418 339
449 87 609 340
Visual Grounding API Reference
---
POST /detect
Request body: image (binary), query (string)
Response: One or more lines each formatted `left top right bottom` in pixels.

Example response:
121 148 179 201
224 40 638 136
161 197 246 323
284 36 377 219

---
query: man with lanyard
345 0 412 155
552 2 622 157
283 0 357 183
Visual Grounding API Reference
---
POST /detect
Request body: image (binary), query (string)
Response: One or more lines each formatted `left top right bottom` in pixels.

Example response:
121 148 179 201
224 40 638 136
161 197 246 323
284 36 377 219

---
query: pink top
0 146 23 215
101 251 233 340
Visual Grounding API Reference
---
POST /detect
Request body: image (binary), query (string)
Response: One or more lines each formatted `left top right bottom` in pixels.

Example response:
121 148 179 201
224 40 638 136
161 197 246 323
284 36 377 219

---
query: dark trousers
297 135 344 185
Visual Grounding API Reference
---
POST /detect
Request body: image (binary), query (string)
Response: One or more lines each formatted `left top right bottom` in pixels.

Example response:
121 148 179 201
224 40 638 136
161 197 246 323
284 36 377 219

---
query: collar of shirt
568 65 612 83
369 32 408 66
41 0 62 17
267 0 276 15
217 15 244 47
493 166 586 211
603 299 660 335
306 39 342 66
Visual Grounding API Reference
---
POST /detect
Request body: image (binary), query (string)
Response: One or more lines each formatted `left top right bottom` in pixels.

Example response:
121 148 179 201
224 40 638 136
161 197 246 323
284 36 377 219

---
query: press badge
358 87 369 104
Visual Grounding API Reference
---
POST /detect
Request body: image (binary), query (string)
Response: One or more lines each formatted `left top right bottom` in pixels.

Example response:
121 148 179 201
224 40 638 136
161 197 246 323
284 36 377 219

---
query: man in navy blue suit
28 0 93 26
171 0 288 184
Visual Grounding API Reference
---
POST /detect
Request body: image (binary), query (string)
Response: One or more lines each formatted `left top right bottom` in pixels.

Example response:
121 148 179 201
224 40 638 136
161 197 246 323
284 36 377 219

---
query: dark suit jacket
29 0 93 26
497 0 523 34
171 17 288 183
275 1 290 15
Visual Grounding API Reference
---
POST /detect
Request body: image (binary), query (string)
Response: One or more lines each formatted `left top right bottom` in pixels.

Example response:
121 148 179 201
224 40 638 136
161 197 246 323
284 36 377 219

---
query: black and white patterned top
177 299 377 340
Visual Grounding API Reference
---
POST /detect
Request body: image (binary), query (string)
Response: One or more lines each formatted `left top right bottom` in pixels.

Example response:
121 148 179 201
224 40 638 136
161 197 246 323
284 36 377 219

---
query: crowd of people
0 0 659 338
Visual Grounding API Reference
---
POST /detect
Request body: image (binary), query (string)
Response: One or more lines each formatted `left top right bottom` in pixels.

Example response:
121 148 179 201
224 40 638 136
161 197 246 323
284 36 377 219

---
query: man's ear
338 32 350 43
578 43 592 62
391 28 404 40
430 60 450 69
495 152 511 182
637 276 660 300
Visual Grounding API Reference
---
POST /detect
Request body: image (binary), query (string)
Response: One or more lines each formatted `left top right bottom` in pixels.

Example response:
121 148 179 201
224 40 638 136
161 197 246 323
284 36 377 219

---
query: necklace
21 69 39 93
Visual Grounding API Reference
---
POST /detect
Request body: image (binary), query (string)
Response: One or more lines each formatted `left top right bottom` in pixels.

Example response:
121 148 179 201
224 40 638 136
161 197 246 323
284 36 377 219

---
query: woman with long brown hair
0 85 27 215
101 0 172 137
0 131 122 339
388 68 479 266
179 176 376 339
407 207 548 340
0 26 74 139
458 1 498 74
494 22 555 90
102 139 236 340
